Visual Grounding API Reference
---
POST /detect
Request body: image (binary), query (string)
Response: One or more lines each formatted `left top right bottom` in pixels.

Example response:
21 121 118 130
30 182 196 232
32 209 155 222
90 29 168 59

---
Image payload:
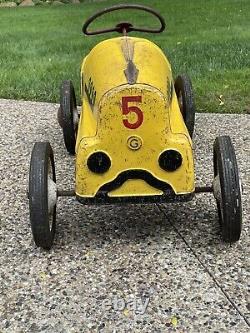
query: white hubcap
213 175 221 201
48 178 57 215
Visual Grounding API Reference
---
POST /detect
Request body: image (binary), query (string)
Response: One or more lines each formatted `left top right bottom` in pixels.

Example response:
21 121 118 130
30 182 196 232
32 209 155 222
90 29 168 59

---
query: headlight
159 150 182 171
87 152 111 174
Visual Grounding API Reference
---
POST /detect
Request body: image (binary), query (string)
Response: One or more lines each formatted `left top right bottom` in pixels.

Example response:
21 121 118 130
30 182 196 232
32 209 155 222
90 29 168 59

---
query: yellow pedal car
28 4 242 249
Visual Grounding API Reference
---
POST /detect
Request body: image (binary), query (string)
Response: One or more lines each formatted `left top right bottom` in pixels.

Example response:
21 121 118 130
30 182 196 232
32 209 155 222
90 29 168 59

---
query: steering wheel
82 4 166 36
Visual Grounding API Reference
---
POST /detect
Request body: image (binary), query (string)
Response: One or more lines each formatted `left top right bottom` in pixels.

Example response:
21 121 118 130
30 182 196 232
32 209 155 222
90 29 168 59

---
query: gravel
0 98 249 332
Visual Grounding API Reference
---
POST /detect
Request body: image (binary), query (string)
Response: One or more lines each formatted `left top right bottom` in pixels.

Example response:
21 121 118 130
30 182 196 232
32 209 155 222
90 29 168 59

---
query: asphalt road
0 99 249 332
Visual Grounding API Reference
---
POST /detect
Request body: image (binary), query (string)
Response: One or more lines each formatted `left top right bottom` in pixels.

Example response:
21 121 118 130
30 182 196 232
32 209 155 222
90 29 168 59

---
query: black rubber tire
29 142 57 250
59 80 78 155
213 136 242 243
174 74 195 137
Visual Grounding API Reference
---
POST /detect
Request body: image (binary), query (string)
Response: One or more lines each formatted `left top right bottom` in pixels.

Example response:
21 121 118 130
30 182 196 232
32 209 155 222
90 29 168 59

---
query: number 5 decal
122 96 143 129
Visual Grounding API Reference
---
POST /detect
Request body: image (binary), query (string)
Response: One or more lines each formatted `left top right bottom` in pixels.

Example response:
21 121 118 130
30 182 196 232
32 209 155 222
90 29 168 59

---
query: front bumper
76 169 195 205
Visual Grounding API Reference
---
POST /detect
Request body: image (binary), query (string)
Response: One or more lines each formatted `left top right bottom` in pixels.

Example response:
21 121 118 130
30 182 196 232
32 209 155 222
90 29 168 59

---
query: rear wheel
174 74 195 137
213 136 242 242
29 142 57 250
58 80 78 155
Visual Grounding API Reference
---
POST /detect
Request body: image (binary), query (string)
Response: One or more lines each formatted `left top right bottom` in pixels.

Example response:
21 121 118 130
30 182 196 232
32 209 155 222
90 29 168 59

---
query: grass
0 0 249 113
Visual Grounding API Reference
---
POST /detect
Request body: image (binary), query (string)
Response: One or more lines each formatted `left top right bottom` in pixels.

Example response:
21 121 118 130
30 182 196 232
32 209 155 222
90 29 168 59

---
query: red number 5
122 96 143 129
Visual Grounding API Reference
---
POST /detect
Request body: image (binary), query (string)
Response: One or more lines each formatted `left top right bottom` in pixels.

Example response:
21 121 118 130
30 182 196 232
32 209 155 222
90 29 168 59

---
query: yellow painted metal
76 36 195 198
80 37 171 111
109 179 163 197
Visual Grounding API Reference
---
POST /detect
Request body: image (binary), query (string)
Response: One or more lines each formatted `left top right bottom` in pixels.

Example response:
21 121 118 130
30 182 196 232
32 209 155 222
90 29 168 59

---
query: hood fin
122 38 139 85
124 60 139 85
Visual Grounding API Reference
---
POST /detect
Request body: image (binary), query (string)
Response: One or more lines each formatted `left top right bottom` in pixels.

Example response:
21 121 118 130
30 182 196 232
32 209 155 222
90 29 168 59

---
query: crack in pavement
156 203 250 327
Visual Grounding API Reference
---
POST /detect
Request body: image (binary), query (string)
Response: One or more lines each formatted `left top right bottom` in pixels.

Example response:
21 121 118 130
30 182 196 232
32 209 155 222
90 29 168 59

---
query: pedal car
28 4 242 249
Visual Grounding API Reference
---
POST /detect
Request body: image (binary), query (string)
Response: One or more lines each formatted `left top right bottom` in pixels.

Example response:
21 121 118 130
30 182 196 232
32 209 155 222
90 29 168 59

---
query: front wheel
29 142 57 250
174 74 195 137
213 136 242 243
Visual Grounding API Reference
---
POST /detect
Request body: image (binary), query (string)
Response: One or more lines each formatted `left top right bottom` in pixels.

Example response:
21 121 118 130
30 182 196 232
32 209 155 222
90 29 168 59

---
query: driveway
0 99 249 332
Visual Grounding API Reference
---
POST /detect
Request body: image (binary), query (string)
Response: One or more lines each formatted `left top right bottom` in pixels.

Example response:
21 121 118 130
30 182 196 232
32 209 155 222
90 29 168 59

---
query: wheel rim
73 106 78 139
47 159 57 232
178 92 184 115
177 89 186 122
213 160 223 225
213 175 221 201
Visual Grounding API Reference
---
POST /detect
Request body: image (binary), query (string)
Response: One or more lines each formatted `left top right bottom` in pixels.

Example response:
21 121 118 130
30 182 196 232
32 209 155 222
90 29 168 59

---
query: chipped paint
121 37 139 84
124 60 139 85
75 85 195 198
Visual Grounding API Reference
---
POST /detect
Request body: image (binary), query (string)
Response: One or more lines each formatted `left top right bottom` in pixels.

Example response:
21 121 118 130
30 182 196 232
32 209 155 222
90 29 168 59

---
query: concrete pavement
0 99 249 332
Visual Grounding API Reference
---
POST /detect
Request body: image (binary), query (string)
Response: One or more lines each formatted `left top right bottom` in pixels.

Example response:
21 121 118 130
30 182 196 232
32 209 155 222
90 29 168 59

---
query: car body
76 36 194 203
